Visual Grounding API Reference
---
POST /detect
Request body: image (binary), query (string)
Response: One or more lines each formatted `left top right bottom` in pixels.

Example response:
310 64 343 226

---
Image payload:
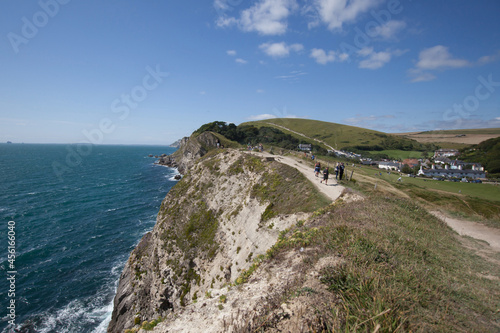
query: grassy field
420 128 500 135
360 166 500 202
396 128 500 146
290 151 500 226
344 163 500 227
368 150 424 160
242 118 398 151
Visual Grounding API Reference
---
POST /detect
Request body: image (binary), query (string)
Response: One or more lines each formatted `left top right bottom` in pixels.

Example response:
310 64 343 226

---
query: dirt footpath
248 151 345 202
430 211 500 253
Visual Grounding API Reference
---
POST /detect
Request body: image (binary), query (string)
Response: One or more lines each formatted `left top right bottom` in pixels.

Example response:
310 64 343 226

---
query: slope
241 118 437 154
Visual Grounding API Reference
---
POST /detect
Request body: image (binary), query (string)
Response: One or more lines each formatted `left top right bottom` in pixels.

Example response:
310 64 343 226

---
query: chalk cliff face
157 132 219 174
108 140 322 332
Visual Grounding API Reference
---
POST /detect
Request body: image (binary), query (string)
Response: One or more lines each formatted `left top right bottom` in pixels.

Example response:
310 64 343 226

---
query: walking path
264 122 345 155
248 151 345 202
250 124 500 254
430 211 500 253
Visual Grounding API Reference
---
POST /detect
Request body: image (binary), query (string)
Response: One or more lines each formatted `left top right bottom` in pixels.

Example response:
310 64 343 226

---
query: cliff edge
156 132 220 174
108 137 330 332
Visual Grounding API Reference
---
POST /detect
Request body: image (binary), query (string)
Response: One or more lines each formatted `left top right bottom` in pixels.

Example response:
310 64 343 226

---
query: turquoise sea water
0 144 178 332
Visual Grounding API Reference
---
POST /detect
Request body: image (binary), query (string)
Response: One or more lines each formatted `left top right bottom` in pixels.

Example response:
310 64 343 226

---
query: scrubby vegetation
460 136 500 177
233 196 500 332
242 118 439 156
344 133 438 160
194 121 327 153
250 160 331 216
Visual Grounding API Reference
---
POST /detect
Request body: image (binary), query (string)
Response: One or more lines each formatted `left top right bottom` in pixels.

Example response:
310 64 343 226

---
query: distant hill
241 118 438 155
394 128 500 147
460 136 500 176
241 118 383 150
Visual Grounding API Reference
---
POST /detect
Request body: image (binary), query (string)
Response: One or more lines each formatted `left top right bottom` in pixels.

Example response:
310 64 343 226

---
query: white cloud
312 0 383 30
344 114 395 125
235 58 248 64
256 89 265 93
310 48 349 65
246 111 305 120
358 49 392 70
356 47 406 70
259 42 303 58
274 70 307 80
409 45 473 82
226 50 237 56
216 16 238 28
240 0 298 35
214 0 230 11
357 46 373 57
372 20 406 39
246 114 277 121
477 50 500 65
415 45 470 70
407 69 436 82
422 117 500 131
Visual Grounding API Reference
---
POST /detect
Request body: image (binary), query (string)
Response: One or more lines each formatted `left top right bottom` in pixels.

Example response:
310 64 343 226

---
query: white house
378 161 401 172
434 149 459 158
298 144 312 151
417 165 485 179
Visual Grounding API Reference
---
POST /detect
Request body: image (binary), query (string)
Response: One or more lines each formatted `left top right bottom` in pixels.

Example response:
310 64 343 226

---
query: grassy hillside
233 195 500 332
241 118 387 150
242 118 439 158
460 136 500 176
420 128 500 135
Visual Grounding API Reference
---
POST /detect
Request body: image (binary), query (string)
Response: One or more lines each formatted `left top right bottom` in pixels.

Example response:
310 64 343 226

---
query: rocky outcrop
107 146 325 332
157 132 219 174
168 139 183 148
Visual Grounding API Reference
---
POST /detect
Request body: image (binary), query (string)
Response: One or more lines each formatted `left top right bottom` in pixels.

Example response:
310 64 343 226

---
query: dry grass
223 196 500 332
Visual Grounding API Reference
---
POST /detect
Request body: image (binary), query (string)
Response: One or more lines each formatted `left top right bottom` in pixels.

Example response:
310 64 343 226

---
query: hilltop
109 124 500 332
241 118 439 159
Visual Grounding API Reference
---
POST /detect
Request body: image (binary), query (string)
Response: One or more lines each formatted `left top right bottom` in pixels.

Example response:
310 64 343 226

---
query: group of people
314 161 345 185
247 143 264 152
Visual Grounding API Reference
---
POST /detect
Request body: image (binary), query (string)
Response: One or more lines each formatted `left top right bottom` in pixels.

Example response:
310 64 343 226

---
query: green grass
317 198 500 332
420 128 500 135
368 150 424 160
367 167 500 202
241 196 500 332
341 164 500 227
242 118 387 151
251 160 331 215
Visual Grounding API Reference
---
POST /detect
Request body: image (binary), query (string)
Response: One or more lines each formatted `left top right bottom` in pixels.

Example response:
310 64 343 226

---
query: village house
434 148 459 158
298 144 312 151
449 159 484 171
417 164 486 179
402 159 419 168
378 161 401 172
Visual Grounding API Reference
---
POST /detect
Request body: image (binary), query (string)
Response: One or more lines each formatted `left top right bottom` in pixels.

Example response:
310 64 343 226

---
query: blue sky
1 0 499 144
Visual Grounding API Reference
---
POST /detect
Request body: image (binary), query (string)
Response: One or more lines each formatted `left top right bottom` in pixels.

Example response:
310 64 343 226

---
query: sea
0 143 179 333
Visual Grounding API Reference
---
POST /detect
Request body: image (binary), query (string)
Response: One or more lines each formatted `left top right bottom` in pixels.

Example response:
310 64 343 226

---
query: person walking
335 163 339 180
339 163 344 180
314 162 321 177
320 167 329 185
